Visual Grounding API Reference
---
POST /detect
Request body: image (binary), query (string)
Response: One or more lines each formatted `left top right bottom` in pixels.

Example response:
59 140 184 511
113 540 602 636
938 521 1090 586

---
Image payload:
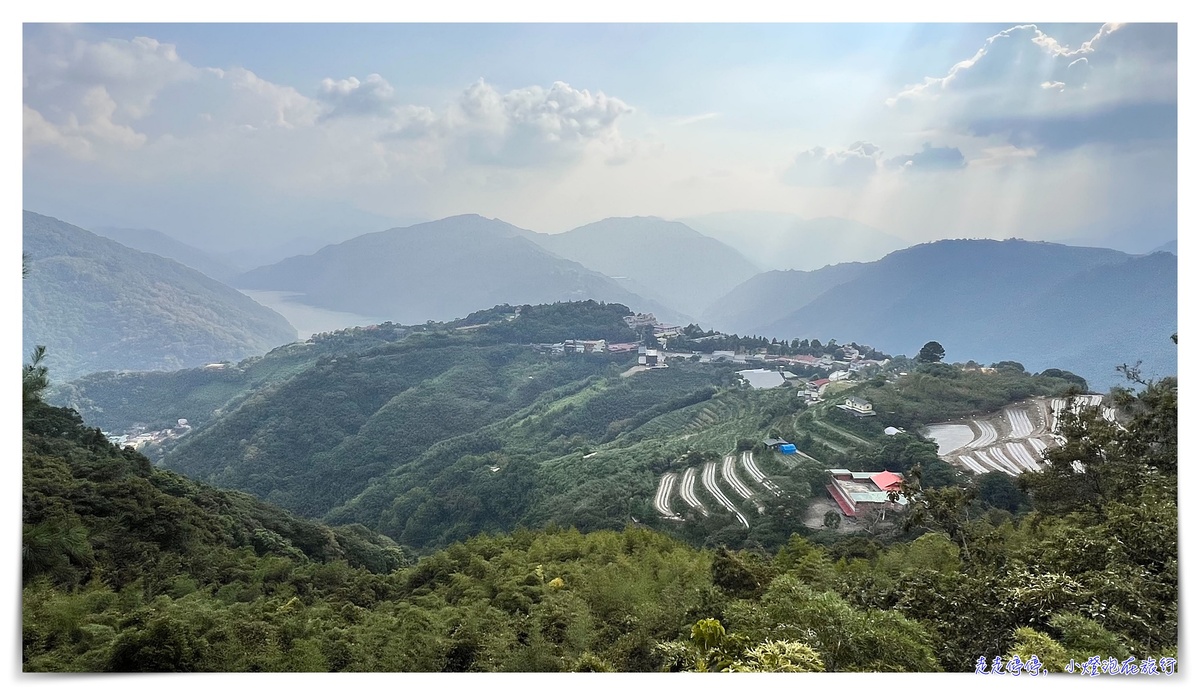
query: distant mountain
236 214 687 325
1150 239 1177 255
721 239 1175 390
23 211 297 380
700 262 870 333
681 211 908 271
94 226 241 283
527 217 760 318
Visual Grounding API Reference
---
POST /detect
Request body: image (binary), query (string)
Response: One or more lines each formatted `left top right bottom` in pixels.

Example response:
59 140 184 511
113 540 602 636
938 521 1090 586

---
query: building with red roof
825 469 908 518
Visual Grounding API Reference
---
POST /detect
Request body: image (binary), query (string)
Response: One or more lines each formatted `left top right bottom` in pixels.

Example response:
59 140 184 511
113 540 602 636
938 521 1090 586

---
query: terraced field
703 460 749 528
652 449 792 526
678 467 708 517
653 472 679 518
926 395 1113 477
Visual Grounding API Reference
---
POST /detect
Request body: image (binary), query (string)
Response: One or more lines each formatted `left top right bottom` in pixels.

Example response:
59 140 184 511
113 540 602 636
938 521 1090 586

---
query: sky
20 16 1180 253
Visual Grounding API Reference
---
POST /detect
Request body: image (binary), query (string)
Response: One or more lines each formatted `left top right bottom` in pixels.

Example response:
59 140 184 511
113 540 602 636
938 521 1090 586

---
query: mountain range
235 214 689 325
681 211 908 271
23 211 298 380
706 239 1176 390
528 217 760 318
25 208 1177 391
94 226 242 284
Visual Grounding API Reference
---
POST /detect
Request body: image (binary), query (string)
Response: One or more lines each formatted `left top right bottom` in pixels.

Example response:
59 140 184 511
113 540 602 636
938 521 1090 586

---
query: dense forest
22 211 298 379
27 301 1177 673
23 354 1178 671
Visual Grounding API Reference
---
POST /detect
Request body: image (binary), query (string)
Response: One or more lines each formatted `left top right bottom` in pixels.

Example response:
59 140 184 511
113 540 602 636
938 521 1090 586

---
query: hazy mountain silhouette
708 239 1176 389
236 215 688 325
682 211 907 271
529 217 759 318
23 211 297 380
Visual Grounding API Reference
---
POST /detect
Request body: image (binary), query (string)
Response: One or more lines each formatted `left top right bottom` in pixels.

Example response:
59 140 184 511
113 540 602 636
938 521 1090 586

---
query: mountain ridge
23 211 298 380
235 215 690 325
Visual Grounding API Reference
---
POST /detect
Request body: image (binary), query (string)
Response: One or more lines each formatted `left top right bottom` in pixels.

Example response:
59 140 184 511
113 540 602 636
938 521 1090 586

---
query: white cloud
887 23 1125 107
782 141 881 186
317 73 397 118
882 23 1175 152
23 87 147 160
210 67 321 129
25 33 199 120
388 79 637 168
24 32 323 160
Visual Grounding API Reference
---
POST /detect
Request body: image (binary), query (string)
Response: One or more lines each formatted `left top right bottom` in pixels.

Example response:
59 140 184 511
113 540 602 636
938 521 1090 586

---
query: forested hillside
23 350 1178 672
23 211 298 380
50 301 1104 558
93 226 242 283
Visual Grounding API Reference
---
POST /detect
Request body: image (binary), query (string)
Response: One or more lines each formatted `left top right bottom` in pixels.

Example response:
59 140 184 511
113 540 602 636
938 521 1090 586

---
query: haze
22 22 1177 255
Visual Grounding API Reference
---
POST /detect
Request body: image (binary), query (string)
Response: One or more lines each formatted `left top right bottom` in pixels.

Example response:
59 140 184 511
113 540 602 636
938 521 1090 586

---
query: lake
239 289 389 339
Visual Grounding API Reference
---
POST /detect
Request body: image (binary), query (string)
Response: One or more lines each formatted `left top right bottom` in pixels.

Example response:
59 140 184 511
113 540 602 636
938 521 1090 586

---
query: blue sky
20 18 1180 252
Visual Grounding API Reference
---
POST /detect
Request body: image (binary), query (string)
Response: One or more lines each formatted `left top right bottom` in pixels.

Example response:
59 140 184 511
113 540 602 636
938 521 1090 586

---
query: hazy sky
22 20 1178 251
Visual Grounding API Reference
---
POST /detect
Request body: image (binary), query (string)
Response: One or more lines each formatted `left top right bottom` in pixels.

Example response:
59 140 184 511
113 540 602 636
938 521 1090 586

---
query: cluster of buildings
623 313 684 340
533 339 609 355
104 418 192 451
530 339 646 355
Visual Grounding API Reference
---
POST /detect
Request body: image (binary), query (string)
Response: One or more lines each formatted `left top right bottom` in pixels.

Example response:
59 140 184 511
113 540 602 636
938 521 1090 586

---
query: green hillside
54 300 1100 557
23 211 298 380
23 355 1178 672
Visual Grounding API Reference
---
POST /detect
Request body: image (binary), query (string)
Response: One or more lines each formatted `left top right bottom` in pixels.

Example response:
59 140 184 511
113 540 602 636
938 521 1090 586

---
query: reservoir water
239 289 389 339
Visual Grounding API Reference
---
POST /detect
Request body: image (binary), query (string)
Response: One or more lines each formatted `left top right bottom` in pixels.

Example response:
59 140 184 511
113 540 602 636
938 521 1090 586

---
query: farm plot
678 468 708 517
1049 395 1104 432
976 447 1022 476
956 454 988 475
1004 406 1034 439
742 451 782 497
703 460 749 528
965 420 998 449
929 397 1099 478
1004 441 1042 473
653 472 680 518
723 454 764 513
